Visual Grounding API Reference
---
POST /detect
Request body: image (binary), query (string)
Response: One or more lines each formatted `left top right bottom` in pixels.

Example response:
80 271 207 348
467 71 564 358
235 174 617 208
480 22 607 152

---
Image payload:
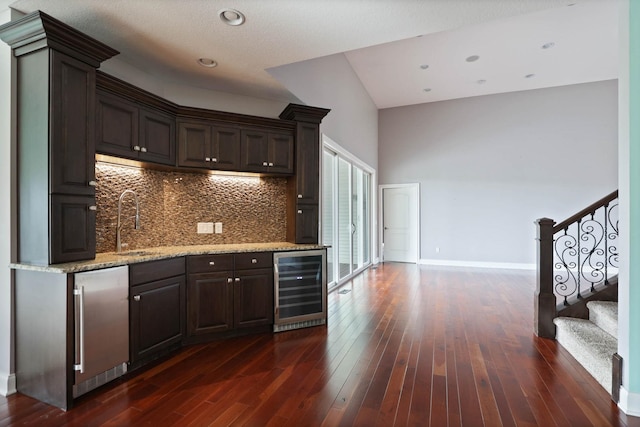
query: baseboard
618 386 640 416
0 372 16 396
418 259 536 270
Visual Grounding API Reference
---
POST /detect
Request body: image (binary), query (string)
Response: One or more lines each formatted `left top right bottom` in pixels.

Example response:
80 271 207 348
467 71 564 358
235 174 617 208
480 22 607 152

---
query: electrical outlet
215 222 222 234
197 222 214 234
435 247 440 253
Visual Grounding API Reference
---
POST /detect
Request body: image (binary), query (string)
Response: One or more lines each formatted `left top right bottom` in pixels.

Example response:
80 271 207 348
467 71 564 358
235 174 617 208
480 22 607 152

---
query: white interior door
382 185 419 263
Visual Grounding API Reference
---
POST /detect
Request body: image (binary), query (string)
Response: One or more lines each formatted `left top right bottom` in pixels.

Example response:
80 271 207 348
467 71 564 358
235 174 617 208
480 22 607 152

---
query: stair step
554 317 617 393
587 301 618 337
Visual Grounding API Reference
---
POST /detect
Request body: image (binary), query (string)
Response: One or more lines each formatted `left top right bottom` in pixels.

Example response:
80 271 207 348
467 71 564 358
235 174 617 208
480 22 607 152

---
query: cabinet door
96 91 139 159
50 194 96 264
187 272 233 336
50 51 96 196
294 123 319 204
234 268 274 329
130 275 185 363
240 130 269 172
211 126 240 171
139 108 176 166
268 133 294 175
177 122 211 168
295 204 319 244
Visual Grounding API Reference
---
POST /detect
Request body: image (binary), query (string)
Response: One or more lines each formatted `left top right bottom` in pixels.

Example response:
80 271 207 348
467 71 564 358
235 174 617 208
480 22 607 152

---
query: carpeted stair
553 301 618 394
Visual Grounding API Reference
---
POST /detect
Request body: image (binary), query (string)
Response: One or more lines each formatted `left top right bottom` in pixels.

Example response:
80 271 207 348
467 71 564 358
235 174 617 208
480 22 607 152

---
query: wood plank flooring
2 263 638 426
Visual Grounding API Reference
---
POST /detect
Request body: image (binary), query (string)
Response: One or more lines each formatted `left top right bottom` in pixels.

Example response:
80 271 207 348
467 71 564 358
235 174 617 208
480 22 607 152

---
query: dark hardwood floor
1 263 638 426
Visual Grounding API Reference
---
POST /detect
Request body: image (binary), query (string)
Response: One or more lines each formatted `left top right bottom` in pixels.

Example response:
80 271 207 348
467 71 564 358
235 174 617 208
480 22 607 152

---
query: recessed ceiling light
525 74 536 79
542 42 555 49
466 55 480 62
218 8 246 26
197 58 218 68
476 79 486 85
420 64 429 70
423 88 432 92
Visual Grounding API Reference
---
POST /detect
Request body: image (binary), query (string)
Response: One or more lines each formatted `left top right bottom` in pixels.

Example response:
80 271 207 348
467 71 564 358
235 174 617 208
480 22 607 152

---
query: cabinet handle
251 258 257 264
212 158 218 163
297 194 303 198
73 286 85 373
88 205 97 211
133 145 141 152
297 209 303 214
235 278 240 282
268 162 274 167
209 261 215 266
133 295 141 301
262 161 268 166
205 157 211 162
227 277 233 283
140 147 147 153
88 180 97 187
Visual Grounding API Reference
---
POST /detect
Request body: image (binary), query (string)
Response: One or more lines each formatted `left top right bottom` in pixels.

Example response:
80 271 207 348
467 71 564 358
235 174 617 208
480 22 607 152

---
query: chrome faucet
116 189 140 253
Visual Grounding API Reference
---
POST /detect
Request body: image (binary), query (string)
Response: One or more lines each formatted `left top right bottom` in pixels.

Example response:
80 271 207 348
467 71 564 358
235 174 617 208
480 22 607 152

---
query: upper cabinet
240 129 294 175
177 121 240 171
96 89 176 166
0 11 118 265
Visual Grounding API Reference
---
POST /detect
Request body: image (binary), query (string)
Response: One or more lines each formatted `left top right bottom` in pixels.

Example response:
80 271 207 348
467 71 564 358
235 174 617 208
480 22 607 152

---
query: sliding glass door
322 146 372 290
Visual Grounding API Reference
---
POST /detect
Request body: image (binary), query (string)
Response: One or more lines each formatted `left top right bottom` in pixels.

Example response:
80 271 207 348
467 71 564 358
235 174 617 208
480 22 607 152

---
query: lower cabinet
188 269 234 335
129 257 186 367
187 252 274 341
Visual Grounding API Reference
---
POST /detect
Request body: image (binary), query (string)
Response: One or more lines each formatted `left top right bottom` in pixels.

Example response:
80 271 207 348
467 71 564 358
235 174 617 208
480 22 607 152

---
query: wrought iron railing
534 190 618 338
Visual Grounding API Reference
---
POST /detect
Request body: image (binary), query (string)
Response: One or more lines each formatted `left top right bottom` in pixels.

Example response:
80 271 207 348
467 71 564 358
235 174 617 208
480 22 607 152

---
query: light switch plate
197 222 214 234
215 222 222 234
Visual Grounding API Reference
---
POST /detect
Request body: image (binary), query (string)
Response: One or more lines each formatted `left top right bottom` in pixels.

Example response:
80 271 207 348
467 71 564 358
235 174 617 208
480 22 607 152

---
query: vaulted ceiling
1 0 618 108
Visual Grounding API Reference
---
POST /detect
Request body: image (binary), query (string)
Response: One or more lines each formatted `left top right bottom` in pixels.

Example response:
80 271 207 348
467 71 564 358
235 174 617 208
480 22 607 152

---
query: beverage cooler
273 249 327 332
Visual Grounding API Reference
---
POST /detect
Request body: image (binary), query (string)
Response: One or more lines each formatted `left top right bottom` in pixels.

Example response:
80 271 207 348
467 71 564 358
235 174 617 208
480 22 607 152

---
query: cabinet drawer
234 252 273 270
188 254 234 274
130 257 185 286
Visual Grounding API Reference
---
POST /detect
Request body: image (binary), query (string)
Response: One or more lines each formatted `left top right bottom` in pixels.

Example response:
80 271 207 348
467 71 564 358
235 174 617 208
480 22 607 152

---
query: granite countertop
9 242 326 273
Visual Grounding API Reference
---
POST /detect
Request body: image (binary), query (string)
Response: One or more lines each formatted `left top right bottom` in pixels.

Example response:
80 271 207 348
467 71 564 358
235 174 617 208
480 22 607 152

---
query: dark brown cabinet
96 91 175 166
50 52 98 197
240 130 294 174
51 195 97 263
129 257 186 367
279 105 330 244
186 252 273 341
0 11 117 265
294 204 320 244
139 108 176 165
234 267 273 329
177 121 240 171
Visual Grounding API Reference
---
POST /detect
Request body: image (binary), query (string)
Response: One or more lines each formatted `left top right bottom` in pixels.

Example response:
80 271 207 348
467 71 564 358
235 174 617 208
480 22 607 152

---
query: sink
115 250 158 257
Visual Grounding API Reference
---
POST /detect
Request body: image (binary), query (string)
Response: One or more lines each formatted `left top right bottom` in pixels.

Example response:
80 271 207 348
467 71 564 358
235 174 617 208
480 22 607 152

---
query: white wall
101 58 288 118
0 7 15 396
379 80 618 267
268 53 379 171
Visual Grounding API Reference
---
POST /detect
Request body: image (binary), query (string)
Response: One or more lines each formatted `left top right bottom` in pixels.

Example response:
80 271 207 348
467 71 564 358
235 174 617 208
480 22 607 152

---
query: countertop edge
10 243 328 273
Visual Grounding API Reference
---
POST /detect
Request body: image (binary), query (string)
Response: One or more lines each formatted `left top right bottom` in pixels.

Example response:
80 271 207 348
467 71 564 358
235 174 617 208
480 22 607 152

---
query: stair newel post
535 217 557 338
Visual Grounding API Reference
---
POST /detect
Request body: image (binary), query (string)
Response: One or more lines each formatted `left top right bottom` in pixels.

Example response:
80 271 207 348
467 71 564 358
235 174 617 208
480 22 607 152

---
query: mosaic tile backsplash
95 162 287 253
